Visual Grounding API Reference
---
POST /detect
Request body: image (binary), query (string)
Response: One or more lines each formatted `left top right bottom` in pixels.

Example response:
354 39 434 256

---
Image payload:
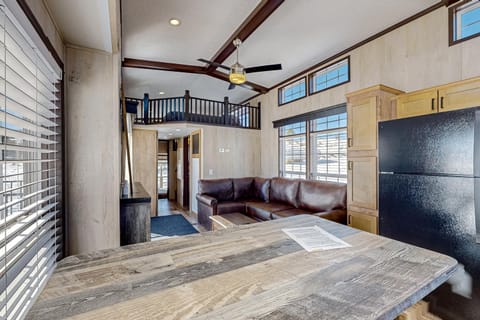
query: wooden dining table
26 215 457 320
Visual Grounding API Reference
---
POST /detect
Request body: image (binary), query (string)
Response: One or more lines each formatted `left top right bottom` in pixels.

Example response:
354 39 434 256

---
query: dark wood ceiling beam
206 0 284 73
210 71 268 93
122 58 205 74
122 58 268 93
443 0 461 7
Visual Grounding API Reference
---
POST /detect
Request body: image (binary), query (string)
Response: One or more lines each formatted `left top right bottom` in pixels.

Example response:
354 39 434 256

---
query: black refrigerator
378 108 480 320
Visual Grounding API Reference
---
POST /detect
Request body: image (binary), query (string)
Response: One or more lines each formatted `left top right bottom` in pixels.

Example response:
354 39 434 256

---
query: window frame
278 121 307 179
277 76 307 106
277 104 347 183
308 56 350 96
449 0 480 46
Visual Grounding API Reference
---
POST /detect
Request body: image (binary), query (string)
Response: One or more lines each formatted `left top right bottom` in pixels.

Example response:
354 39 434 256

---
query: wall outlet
219 148 224 153
225 148 230 153
209 169 214 175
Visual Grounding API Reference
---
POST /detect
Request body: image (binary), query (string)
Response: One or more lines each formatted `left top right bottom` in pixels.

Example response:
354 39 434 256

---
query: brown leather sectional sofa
196 177 347 230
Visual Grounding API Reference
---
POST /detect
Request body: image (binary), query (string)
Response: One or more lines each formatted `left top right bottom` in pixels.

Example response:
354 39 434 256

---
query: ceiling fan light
229 63 246 84
229 72 246 84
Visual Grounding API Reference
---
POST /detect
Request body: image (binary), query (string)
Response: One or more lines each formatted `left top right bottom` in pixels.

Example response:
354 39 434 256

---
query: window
310 113 347 183
450 0 480 45
279 122 306 178
0 5 63 320
309 57 349 95
278 77 306 105
277 105 347 183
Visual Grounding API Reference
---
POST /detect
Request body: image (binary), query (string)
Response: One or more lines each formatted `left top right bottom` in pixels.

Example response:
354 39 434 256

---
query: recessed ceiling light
175 129 181 132
159 91 165 95
169 18 181 26
168 133 173 135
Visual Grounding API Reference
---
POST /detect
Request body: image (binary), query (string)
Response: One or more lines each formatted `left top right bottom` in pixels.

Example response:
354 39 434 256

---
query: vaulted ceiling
121 0 444 103
46 0 443 104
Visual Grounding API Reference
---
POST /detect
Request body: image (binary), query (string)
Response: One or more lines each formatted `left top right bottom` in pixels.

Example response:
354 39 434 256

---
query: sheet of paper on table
282 225 352 252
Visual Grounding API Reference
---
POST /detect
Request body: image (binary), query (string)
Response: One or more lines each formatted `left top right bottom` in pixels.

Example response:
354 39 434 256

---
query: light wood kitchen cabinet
347 157 377 210
396 88 437 119
347 211 378 234
438 77 480 113
346 85 403 234
347 96 377 151
396 77 480 119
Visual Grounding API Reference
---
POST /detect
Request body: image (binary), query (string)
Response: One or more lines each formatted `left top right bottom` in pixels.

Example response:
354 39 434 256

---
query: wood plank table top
26 215 457 320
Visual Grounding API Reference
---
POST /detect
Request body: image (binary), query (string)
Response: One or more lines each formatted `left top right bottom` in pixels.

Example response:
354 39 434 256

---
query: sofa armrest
313 209 347 225
196 194 218 207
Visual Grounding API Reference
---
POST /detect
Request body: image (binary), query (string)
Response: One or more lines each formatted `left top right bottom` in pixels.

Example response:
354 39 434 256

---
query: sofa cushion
233 177 254 200
217 201 246 215
198 179 233 202
245 201 293 221
253 178 270 202
269 177 300 207
271 209 312 219
297 180 347 212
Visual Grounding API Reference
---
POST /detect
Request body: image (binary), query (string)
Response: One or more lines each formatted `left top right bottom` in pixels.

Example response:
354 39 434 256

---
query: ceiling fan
198 38 282 90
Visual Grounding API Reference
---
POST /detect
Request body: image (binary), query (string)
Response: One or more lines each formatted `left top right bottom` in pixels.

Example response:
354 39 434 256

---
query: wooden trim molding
16 0 64 69
206 0 284 73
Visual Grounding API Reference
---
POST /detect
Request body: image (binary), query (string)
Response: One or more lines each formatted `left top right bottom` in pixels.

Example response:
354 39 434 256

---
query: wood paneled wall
248 7 480 178
132 129 158 216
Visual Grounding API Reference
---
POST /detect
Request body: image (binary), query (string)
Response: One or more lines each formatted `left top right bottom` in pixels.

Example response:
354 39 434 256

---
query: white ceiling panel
122 0 261 64
123 68 255 103
46 0 112 52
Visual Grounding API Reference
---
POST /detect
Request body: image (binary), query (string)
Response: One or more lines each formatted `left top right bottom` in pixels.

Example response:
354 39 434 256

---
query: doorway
157 140 169 199
183 136 190 210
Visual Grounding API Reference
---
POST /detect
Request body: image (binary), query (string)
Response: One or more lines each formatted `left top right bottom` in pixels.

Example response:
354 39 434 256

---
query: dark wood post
143 93 149 124
257 101 261 129
184 90 190 122
223 96 229 125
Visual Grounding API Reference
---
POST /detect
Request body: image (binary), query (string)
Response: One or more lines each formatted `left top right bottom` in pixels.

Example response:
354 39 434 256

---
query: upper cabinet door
396 89 437 119
347 96 377 151
438 78 480 113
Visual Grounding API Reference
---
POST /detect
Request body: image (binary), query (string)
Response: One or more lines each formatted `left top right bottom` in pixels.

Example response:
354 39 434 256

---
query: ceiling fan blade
197 58 230 71
228 83 236 90
245 64 282 73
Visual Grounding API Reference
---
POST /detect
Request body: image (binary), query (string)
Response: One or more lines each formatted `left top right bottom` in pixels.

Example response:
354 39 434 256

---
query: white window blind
310 113 347 183
279 122 307 179
0 4 62 320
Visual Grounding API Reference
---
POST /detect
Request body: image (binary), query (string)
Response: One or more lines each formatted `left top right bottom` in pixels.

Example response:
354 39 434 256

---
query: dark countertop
120 182 151 204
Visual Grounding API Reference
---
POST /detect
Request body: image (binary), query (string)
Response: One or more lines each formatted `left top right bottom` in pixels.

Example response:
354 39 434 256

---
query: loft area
127 90 261 129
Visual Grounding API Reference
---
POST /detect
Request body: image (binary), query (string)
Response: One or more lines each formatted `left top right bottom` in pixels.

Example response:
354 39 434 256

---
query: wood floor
157 199 208 232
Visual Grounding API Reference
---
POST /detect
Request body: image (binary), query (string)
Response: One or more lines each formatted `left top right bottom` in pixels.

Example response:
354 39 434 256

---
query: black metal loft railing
127 90 261 130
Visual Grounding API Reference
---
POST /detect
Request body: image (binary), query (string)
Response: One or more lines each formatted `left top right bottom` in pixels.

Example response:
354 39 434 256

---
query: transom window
450 0 480 44
278 77 306 105
309 57 349 95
